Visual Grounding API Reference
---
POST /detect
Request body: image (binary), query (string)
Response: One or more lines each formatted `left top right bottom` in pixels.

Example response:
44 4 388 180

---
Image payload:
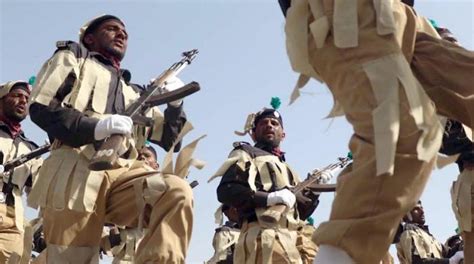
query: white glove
163 76 185 107
94 115 133 141
319 170 334 184
449 251 464 264
267 189 296 208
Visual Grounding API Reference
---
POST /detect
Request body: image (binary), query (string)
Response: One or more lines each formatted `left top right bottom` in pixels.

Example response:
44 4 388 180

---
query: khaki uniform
396 224 444 264
0 125 41 263
284 1 474 262
451 169 474 263
296 224 318 264
101 227 143 264
206 221 240 264
212 142 304 264
28 42 195 264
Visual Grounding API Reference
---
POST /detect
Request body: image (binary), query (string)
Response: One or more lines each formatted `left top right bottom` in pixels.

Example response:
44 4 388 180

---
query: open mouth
16 106 26 112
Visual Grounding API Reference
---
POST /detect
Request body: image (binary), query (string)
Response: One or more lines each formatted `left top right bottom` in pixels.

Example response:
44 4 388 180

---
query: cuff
253 191 269 208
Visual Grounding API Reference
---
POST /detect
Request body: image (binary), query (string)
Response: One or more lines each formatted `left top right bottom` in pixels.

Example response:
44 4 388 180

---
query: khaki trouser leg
42 178 107 264
310 49 436 264
464 231 474 264
0 204 24 263
412 33 474 129
133 174 193 264
299 1 442 263
43 163 193 264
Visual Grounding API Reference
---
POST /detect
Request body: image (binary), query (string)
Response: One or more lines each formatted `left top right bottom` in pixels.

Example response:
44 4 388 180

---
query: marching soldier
27 15 193 263
0 80 42 263
212 106 320 263
396 201 464 264
279 0 474 262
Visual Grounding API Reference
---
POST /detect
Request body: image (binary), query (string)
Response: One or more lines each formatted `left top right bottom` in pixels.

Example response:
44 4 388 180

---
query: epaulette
232 141 251 149
215 226 231 233
56 40 76 49
403 223 419 232
54 40 86 59
232 141 270 158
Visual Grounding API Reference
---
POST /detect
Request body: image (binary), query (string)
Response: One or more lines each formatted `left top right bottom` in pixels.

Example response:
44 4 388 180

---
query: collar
0 119 23 139
88 51 122 71
224 221 240 229
254 142 286 161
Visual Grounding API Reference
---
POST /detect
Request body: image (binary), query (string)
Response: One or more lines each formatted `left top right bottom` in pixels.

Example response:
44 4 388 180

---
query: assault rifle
260 153 352 224
89 49 200 171
0 143 51 206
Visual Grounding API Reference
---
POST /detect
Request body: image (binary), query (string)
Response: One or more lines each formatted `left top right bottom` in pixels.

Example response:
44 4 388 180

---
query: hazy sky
1 0 473 263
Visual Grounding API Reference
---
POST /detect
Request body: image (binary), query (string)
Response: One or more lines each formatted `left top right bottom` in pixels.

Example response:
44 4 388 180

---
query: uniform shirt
29 42 186 151
0 121 41 231
207 221 240 264
217 142 318 223
396 223 448 264
0 121 39 197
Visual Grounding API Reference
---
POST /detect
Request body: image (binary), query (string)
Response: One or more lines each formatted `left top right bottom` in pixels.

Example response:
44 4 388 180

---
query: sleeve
148 103 187 152
29 50 99 147
216 150 268 210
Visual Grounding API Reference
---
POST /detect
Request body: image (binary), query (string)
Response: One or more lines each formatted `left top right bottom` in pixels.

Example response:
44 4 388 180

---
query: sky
1 0 473 263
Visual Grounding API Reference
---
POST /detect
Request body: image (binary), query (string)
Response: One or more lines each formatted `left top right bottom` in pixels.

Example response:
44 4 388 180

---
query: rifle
0 143 51 206
89 49 199 171
260 153 352 224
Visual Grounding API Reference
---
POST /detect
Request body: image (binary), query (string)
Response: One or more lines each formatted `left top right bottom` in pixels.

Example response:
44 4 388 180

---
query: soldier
440 119 474 263
206 204 240 264
396 201 464 264
280 0 474 262
0 80 42 263
138 145 159 170
27 15 193 263
212 107 320 263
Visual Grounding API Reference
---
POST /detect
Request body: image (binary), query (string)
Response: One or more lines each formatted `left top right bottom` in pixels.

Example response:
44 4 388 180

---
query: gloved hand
163 76 185 107
94 115 133 141
449 251 464 264
319 170 334 184
267 189 296 208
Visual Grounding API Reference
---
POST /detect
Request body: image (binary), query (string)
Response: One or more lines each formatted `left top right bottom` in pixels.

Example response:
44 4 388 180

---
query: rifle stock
88 135 125 171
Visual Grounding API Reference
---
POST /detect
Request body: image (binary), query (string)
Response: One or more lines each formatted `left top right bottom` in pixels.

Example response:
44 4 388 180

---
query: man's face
410 205 426 225
85 19 128 61
252 117 285 147
0 87 29 122
138 147 159 170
